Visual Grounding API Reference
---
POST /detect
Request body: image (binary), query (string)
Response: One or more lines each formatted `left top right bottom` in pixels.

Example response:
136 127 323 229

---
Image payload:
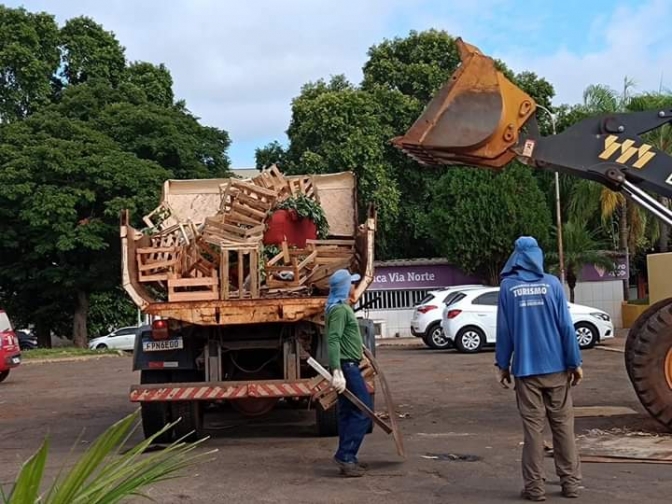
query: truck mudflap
130 378 375 402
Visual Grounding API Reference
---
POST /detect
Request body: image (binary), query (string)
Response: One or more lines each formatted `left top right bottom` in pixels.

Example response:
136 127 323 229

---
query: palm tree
627 90 672 252
546 220 616 303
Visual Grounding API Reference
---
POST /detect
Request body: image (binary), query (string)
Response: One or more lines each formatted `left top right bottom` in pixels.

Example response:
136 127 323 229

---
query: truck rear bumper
130 378 374 402
131 379 317 402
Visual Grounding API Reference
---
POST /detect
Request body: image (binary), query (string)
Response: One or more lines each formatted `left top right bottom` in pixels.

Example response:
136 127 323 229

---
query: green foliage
0 5 232 345
545 220 616 302
1 410 214 504
87 288 138 338
0 6 60 121
422 163 552 284
276 194 329 239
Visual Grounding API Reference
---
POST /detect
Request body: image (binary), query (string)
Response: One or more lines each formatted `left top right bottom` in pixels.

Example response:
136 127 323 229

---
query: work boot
561 484 580 498
520 490 546 502
334 458 365 477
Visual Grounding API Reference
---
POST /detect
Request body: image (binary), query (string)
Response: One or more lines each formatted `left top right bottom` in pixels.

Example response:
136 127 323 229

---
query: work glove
331 368 346 394
497 367 512 389
570 367 584 386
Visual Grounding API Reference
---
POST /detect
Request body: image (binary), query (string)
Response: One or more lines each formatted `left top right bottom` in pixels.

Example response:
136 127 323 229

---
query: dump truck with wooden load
121 167 377 441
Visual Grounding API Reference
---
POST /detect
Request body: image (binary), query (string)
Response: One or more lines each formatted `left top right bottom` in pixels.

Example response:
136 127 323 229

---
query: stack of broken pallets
135 165 357 302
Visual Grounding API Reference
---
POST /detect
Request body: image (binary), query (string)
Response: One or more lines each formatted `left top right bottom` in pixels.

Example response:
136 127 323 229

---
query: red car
0 310 21 382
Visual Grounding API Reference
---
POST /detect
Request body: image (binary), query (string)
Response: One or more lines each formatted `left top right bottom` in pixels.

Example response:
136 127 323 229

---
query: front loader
393 38 672 430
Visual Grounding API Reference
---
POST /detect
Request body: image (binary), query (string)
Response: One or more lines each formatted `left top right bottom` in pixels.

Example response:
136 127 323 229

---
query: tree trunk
72 290 89 348
619 202 630 301
659 196 670 252
35 319 52 349
567 270 577 303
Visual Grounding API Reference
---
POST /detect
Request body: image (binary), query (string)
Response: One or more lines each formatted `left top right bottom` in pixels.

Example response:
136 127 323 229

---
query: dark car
16 329 38 350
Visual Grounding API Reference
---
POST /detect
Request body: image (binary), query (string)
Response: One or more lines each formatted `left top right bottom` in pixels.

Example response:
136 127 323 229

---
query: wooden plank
237 250 244 294
168 291 219 302
168 277 218 287
297 250 318 271
363 346 406 458
220 250 229 300
138 259 178 272
226 210 264 227
282 240 290 263
231 179 278 199
235 191 273 211
306 239 355 247
249 248 259 298
137 247 179 254
231 200 268 221
266 250 285 267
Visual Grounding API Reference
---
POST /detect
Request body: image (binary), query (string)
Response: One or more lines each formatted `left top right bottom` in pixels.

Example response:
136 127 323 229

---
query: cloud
495 0 672 104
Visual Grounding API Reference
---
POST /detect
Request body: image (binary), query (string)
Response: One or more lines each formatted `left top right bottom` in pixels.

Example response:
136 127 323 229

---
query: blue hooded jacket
495 236 582 377
325 269 361 314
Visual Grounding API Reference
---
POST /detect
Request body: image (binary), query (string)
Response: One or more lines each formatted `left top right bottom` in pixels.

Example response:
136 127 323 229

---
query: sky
7 0 672 168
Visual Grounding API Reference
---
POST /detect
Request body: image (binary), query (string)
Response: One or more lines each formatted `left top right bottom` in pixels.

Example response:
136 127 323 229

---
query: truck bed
121 171 376 326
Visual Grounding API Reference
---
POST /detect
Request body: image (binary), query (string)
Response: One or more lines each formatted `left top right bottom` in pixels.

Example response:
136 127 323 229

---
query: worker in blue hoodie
495 236 583 502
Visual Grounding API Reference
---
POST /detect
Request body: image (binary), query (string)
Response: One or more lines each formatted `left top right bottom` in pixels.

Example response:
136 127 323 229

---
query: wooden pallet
220 244 260 300
167 270 219 302
136 246 182 283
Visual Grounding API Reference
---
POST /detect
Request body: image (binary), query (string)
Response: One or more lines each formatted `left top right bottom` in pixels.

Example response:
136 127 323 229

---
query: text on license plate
11 356 20 364
143 338 184 352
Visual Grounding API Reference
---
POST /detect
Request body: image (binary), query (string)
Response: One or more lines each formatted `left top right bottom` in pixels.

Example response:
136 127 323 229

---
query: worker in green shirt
326 269 372 477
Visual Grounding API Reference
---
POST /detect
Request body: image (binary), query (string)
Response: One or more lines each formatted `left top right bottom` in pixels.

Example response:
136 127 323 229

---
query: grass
21 347 125 360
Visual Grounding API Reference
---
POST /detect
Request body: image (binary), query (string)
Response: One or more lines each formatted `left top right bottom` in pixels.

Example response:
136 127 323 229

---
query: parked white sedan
88 325 150 351
440 287 614 353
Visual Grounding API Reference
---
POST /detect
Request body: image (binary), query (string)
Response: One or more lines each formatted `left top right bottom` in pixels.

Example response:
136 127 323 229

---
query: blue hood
326 269 360 314
501 236 545 282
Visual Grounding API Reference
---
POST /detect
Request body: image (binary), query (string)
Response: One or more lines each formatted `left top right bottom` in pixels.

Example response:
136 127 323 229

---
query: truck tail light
417 305 438 314
447 310 462 319
151 320 169 340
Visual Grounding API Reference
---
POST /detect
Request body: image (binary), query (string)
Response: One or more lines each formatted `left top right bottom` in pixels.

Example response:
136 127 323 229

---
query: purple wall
579 256 629 282
369 256 628 291
370 264 482 291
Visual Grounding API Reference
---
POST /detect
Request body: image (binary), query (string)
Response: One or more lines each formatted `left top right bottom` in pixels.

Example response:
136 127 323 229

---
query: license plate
143 338 184 352
11 356 21 364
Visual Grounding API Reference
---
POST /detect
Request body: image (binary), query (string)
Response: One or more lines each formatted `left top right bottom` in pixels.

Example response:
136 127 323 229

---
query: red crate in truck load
263 209 317 248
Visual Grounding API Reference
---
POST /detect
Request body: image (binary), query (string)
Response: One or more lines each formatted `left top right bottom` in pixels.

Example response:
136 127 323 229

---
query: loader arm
392 37 672 226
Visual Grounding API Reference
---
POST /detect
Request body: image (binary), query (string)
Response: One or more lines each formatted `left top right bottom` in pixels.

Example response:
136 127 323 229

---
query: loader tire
625 297 672 430
140 370 173 443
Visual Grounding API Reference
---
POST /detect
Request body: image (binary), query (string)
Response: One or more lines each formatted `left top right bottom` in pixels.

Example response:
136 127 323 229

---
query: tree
545 220 615 303
422 163 552 285
0 110 171 347
0 6 60 122
0 6 232 346
628 91 672 252
58 16 126 87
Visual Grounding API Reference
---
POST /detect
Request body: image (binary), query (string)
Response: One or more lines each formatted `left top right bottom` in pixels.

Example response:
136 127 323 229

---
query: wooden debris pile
136 165 356 302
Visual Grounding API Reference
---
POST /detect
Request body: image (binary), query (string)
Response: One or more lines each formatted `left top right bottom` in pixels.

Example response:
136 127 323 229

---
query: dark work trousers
334 360 373 464
515 371 582 498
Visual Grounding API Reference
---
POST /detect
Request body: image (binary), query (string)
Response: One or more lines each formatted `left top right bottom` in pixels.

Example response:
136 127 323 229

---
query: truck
393 38 672 430
121 168 377 441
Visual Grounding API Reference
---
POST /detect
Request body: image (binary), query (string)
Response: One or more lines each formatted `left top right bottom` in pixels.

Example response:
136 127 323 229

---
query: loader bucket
392 38 537 168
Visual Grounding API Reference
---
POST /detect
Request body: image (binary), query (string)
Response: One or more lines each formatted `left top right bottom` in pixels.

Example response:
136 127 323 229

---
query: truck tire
140 370 173 443
170 370 206 442
316 402 338 437
625 297 672 430
315 393 376 437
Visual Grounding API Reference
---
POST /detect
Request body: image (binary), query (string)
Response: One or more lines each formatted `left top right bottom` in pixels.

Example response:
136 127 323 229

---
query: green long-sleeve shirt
326 304 363 370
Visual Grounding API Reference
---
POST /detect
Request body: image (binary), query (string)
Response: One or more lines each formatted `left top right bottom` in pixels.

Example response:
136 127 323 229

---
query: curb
22 352 129 365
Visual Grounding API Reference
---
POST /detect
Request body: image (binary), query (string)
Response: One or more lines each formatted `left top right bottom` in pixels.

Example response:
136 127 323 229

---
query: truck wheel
625 297 672 430
171 401 205 442
316 402 338 437
140 370 173 443
0 370 9 383
170 370 206 441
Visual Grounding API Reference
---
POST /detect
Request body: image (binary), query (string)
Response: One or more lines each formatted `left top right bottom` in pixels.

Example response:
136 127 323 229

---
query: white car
410 285 485 349
88 325 149 351
440 287 614 353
